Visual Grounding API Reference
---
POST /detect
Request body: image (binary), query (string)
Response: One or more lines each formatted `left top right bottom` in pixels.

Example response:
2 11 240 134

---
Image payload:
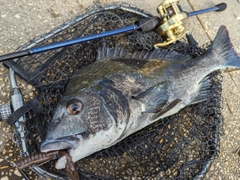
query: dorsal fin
97 45 192 61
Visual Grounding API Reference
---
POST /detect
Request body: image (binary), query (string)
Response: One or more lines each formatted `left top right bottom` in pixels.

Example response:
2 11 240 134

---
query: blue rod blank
0 24 139 62
31 25 139 54
188 3 227 17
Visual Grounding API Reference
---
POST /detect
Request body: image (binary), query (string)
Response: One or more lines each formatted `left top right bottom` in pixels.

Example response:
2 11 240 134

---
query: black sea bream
41 26 240 169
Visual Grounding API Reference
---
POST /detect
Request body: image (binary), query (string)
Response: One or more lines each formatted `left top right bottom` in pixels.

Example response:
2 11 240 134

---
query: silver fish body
40 26 240 169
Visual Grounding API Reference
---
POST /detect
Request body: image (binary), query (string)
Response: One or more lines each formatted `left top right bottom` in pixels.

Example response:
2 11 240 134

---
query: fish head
40 88 125 168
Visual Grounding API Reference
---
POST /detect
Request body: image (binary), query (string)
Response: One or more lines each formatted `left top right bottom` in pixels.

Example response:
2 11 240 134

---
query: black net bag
3 2 223 180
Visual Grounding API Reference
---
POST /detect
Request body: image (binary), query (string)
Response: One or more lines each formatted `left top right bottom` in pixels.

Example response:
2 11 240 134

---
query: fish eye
66 100 83 115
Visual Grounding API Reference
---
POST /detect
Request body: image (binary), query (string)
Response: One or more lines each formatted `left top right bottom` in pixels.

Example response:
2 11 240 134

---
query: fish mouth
40 134 82 153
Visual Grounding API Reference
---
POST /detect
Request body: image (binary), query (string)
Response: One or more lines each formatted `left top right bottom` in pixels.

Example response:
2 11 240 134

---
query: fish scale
86 90 105 133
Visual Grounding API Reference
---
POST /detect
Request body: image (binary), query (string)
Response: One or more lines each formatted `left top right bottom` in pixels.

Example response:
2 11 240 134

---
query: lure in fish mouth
40 134 80 152
40 25 240 169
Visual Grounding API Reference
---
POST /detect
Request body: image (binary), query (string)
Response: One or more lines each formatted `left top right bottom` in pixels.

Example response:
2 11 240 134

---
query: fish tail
211 25 240 67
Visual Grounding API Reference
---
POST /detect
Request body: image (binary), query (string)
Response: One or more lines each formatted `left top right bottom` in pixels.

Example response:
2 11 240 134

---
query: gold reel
153 0 226 47
155 0 188 47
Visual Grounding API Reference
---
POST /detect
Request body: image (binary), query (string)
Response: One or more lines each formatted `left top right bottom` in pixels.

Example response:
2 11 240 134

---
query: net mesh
4 2 223 179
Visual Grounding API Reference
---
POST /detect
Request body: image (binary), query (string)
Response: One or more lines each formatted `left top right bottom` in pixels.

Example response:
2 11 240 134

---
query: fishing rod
0 2 226 63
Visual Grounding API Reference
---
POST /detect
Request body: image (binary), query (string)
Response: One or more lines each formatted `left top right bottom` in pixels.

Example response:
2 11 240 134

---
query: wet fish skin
40 26 240 169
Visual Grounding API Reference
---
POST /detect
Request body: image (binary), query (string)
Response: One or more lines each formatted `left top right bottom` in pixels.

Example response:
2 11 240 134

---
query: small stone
210 165 214 171
14 169 21 177
2 149 6 155
27 84 33 90
1 176 9 180
14 14 20 18
24 95 29 99
30 92 34 97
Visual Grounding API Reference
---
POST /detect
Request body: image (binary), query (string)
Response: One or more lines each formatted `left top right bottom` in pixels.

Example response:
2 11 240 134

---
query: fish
40 26 240 169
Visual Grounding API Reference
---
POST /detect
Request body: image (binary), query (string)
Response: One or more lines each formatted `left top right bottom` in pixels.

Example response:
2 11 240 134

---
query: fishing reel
153 0 227 47
155 0 188 47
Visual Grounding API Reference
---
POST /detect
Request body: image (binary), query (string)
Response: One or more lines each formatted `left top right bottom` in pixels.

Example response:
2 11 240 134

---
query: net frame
3 2 223 179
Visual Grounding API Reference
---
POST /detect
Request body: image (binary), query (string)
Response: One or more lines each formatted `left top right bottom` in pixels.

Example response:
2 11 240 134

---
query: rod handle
216 3 227 11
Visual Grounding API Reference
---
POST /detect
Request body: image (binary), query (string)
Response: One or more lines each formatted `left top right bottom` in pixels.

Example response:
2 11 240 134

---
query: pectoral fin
133 81 182 120
132 81 170 113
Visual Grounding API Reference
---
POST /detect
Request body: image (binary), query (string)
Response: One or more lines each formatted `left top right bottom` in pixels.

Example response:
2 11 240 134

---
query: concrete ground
0 0 239 179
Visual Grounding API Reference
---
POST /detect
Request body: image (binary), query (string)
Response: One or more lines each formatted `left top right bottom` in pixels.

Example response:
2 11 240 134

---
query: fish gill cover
4 2 223 180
